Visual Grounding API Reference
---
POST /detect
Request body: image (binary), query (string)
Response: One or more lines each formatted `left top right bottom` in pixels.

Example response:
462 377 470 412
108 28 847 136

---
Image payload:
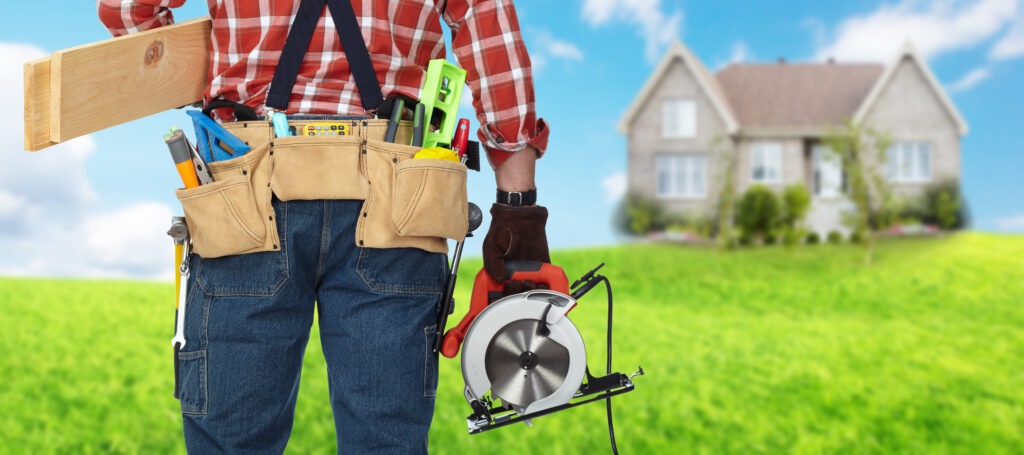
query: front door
812 145 841 198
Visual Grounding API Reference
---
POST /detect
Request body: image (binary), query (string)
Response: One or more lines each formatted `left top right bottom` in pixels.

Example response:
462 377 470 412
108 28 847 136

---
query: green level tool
419 59 467 149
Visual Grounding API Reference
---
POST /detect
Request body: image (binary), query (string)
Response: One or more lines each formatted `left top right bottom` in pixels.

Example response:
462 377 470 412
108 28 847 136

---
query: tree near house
713 137 739 249
735 185 781 244
823 120 893 263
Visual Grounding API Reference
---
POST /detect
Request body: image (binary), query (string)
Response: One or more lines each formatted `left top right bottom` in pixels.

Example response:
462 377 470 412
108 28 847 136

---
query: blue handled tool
187 110 252 163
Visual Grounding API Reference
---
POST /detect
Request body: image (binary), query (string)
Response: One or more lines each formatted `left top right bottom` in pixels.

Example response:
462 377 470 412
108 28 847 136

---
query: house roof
714 62 884 129
617 41 739 134
854 41 969 135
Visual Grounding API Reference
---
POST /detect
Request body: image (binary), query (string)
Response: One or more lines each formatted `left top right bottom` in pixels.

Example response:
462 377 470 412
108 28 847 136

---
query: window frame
750 141 783 184
656 153 708 199
887 141 933 183
662 98 697 138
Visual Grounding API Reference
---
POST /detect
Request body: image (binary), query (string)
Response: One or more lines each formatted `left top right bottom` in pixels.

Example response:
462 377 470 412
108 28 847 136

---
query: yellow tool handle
174 243 183 309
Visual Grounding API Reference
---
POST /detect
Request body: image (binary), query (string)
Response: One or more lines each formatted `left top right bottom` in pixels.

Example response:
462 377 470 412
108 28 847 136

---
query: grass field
2 232 1023 454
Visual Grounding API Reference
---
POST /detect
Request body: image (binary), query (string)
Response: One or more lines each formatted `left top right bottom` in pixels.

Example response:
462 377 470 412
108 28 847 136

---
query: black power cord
598 275 619 454
571 264 620 454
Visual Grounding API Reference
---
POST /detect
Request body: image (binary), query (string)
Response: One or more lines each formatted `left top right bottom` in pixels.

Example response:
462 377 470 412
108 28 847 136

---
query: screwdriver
165 129 201 189
452 118 470 163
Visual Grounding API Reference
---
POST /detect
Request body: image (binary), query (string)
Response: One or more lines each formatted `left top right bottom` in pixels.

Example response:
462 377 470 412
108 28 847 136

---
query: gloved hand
482 203 551 282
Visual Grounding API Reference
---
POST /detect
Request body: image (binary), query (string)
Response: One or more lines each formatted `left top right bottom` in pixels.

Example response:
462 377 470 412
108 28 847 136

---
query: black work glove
482 203 551 282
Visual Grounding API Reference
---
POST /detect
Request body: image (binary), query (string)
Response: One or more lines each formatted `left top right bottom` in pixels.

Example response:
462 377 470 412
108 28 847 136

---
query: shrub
850 230 865 244
783 228 805 246
918 179 968 229
781 185 811 230
936 191 958 230
827 230 843 244
806 232 820 244
623 193 665 235
764 233 777 245
735 185 781 241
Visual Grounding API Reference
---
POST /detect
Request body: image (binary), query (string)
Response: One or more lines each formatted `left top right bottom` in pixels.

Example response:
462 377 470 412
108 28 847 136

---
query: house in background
618 40 968 236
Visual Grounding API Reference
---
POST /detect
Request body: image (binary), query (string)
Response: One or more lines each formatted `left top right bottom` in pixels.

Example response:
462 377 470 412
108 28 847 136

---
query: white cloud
996 214 1024 231
82 202 176 278
990 15 1024 59
0 42 97 235
0 192 27 218
529 29 584 73
712 40 755 71
581 0 683 62
602 172 627 202
949 67 991 92
730 40 752 64
0 41 173 280
546 40 584 61
814 0 1020 62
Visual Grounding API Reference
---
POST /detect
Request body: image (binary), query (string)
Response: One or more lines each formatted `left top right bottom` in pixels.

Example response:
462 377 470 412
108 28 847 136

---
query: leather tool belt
174 119 468 258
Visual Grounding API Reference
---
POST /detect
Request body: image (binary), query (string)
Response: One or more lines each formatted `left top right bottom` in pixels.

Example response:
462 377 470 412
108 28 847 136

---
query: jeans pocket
423 325 439 398
178 349 208 416
194 200 290 297
356 247 446 295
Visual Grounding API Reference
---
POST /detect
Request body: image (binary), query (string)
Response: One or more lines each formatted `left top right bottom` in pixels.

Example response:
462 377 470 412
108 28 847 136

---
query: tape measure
303 122 350 136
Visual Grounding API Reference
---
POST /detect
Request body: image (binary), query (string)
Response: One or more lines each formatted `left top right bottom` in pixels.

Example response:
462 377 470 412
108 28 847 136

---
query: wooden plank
49 17 211 144
24 57 56 151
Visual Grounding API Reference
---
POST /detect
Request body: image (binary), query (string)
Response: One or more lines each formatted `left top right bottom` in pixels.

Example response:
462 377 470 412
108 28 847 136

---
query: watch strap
496 188 537 207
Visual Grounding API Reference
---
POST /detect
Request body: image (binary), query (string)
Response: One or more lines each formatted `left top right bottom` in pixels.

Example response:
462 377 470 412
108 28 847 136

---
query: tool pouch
174 143 278 258
270 134 368 201
393 157 469 240
357 137 468 254
176 119 467 257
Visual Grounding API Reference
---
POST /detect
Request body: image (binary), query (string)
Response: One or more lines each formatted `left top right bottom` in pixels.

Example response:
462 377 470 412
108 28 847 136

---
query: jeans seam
423 324 438 398
316 201 331 286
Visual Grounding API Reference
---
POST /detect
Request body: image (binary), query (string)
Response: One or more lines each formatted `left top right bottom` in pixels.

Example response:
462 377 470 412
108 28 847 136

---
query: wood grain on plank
49 17 211 144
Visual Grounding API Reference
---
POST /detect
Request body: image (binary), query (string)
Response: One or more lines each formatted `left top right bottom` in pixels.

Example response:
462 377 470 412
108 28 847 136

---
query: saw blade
485 319 570 408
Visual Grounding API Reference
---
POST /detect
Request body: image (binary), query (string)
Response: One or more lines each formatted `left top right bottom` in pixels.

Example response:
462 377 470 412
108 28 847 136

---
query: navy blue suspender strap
265 0 384 113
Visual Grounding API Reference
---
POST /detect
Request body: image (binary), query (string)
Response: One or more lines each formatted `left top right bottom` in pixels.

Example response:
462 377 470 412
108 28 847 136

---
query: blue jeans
178 199 446 453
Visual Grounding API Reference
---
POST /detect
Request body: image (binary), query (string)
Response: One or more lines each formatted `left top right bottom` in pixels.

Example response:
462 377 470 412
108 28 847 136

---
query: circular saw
439 261 642 434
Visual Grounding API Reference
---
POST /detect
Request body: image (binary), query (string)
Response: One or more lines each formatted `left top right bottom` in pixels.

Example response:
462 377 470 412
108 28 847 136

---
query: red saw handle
440 261 569 358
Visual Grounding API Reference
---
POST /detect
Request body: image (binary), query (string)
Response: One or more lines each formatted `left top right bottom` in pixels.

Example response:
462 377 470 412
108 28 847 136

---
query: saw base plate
466 371 636 434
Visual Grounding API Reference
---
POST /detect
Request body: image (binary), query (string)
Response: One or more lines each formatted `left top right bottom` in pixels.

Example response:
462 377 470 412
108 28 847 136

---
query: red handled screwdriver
452 118 470 164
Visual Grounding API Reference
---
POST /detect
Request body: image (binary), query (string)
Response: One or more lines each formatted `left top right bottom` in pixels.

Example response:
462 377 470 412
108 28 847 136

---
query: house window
656 154 707 198
662 98 696 138
750 141 782 183
887 142 932 182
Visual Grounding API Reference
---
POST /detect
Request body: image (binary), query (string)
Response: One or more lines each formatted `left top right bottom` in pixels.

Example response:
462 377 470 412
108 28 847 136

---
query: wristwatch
496 188 537 207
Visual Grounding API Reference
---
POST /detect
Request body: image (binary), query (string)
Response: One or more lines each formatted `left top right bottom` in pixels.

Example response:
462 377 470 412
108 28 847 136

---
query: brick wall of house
861 56 962 198
626 57 730 216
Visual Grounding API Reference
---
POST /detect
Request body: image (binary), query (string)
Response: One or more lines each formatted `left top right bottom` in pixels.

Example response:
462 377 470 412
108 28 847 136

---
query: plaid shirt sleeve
97 0 183 36
439 0 549 167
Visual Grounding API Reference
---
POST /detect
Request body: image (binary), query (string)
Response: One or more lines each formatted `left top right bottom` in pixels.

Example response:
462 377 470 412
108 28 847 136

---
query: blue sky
1 0 1022 279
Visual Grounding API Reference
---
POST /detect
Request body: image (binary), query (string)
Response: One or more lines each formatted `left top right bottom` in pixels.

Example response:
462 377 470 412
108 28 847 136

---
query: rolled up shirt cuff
479 118 550 169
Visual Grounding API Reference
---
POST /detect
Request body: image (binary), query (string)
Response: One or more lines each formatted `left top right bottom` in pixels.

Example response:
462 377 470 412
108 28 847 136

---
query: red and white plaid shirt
97 0 548 166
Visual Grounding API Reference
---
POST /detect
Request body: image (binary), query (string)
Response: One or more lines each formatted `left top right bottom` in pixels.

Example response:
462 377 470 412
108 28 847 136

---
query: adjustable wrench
171 246 190 350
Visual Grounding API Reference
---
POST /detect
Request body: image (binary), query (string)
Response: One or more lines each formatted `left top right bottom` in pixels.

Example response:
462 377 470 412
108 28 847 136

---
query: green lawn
2 233 1022 454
